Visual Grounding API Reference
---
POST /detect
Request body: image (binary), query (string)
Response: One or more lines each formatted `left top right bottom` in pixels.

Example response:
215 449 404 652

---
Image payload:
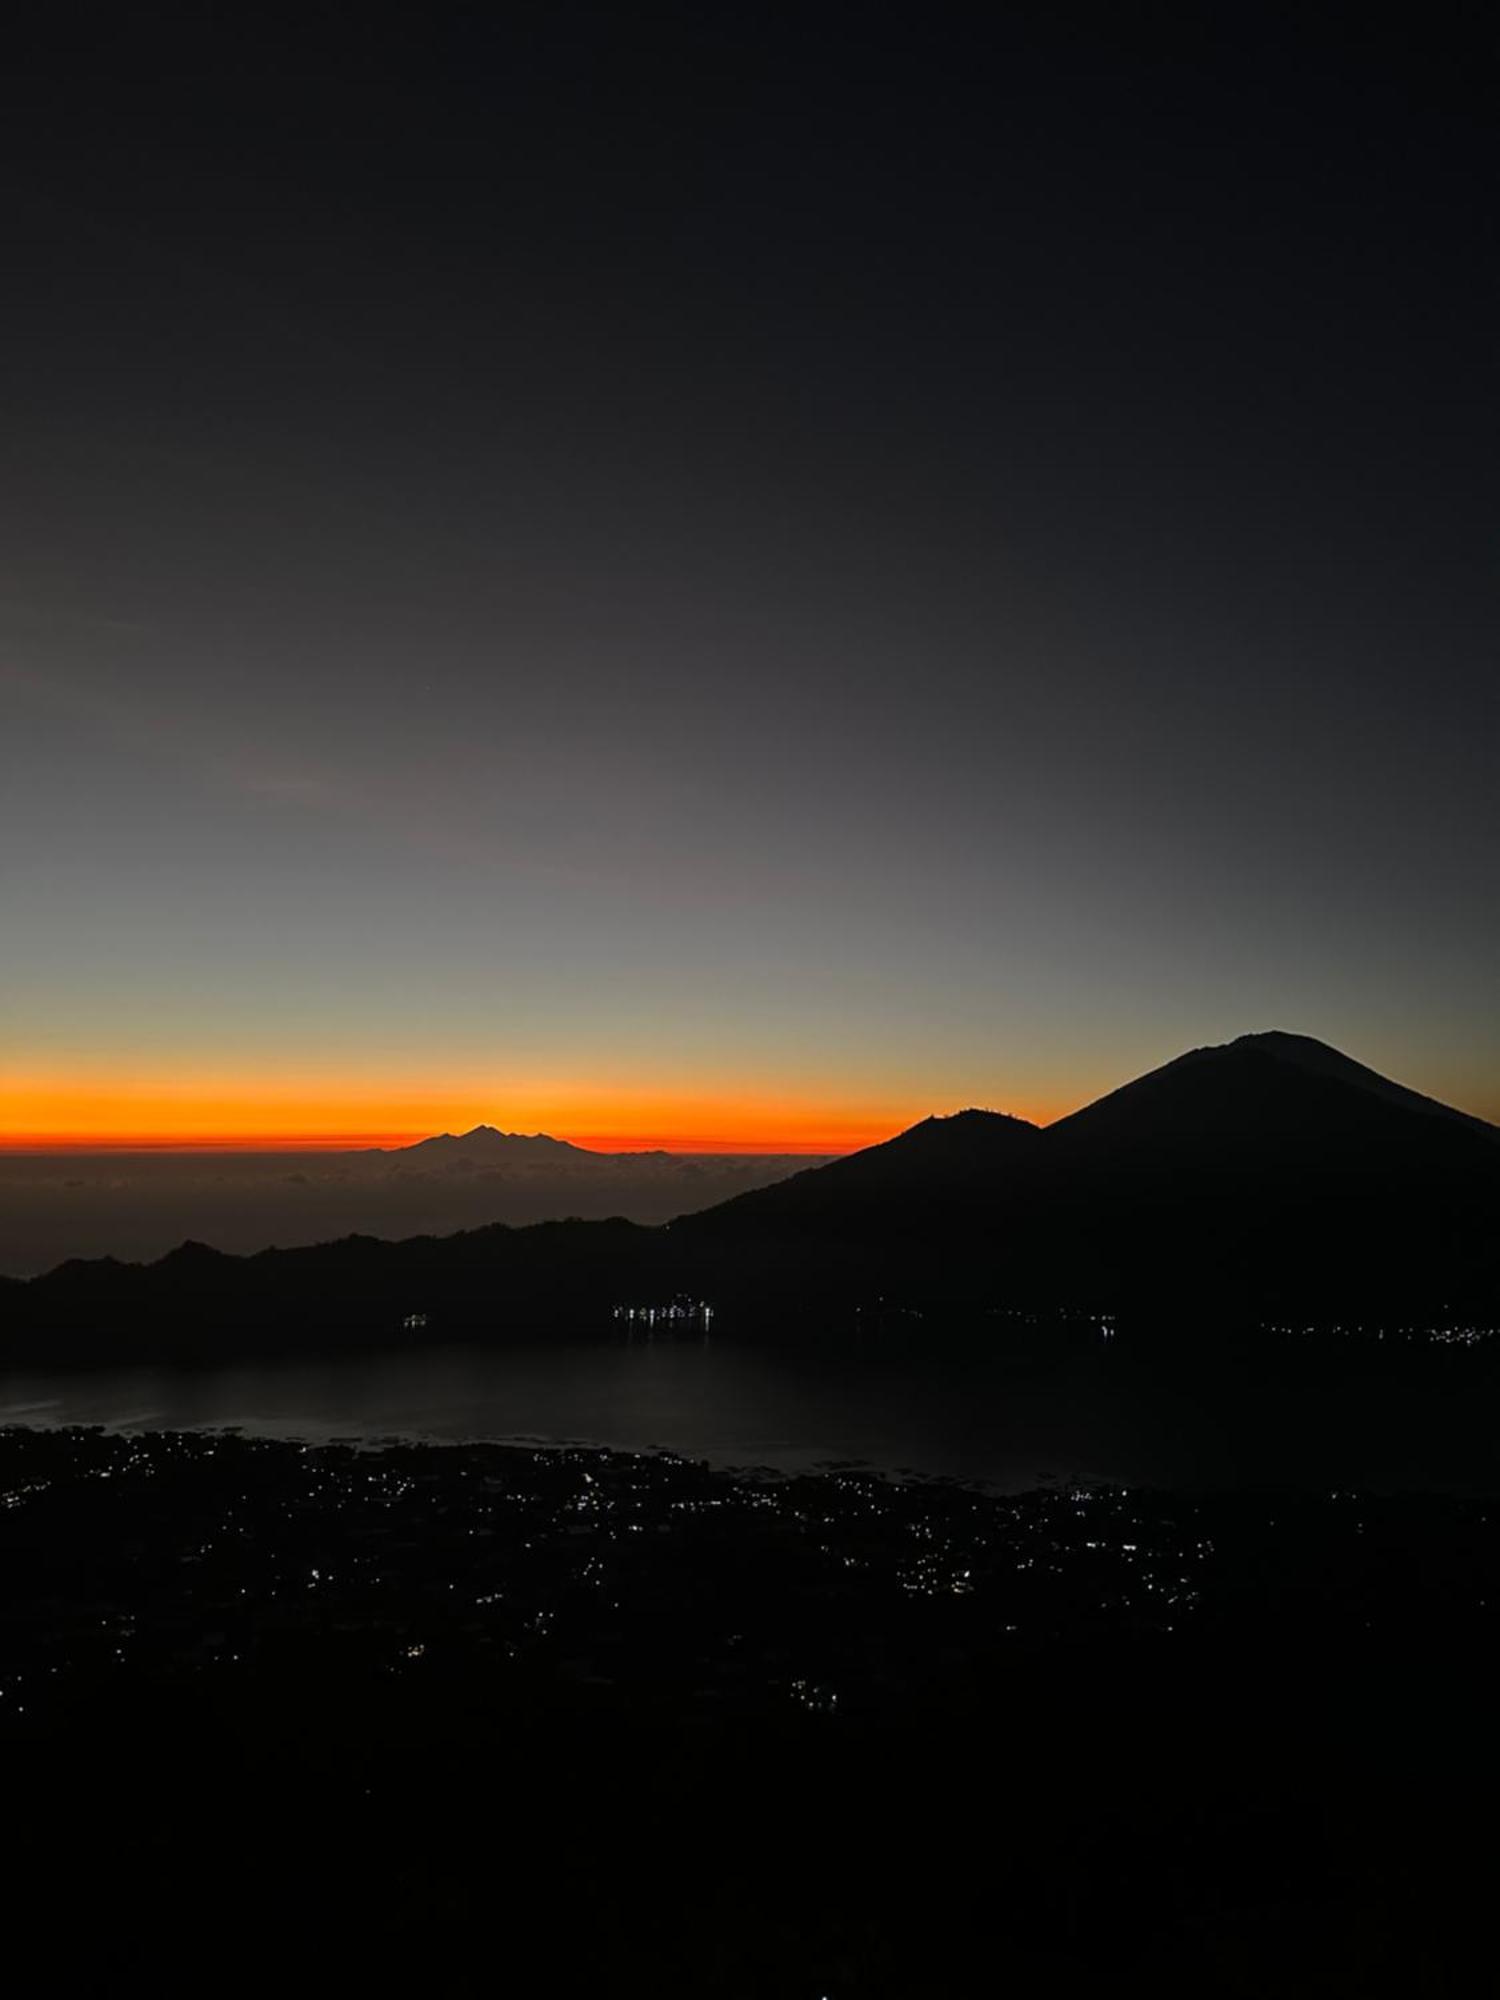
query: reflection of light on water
0 1348 1100 1486
0 1339 1495 1493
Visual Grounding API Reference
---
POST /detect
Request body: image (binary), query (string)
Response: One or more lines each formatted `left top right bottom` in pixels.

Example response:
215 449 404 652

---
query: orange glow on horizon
0 1071 1065 1155
0 1130 864 1156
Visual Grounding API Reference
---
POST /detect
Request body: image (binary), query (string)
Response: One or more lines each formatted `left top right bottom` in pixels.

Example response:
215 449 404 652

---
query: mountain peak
1228 1029 1338 1054
1214 1032 1495 1135
397 1126 585 1159
677 1104 1040 1233
1049 1030 1497 1151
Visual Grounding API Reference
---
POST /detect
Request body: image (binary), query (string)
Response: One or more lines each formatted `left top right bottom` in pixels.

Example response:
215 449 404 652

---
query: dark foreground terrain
3 1425 1497 1995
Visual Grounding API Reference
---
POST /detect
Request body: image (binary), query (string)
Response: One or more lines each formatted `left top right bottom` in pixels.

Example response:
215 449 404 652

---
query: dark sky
3 6 1496 1142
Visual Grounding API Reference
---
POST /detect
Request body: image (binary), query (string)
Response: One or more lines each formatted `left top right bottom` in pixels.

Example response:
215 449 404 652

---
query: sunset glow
0 1071 1068 1155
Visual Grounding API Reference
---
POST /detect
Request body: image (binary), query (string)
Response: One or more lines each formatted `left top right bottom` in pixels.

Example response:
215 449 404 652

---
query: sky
2 7 1496 1148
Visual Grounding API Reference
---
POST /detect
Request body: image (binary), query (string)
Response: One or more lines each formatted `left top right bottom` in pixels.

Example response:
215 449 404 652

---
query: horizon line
0 1131 861 1157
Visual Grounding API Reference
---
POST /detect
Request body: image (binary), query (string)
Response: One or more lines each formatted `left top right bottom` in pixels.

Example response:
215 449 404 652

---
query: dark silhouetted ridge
1030 1034 1500 1308
673 1040 1500 1311
5 1036 1498 1359
675 1109 1041 1255
1049 1033 1499 1163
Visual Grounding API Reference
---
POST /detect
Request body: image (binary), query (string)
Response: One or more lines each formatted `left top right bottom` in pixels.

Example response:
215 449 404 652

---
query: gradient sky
3 8 1496 1147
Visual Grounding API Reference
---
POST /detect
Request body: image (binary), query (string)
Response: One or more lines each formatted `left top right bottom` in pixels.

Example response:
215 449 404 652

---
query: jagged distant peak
398 1125 585 1156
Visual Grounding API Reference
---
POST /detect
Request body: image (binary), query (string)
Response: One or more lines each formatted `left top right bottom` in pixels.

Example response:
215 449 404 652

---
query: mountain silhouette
1048 1032 1500 1160
681 1108 1041 1235
382 1126 592 1163
675 1034 1500 1313
665 1107 1044 1304
5 1034 1498 1361
1029 1033 1500 1307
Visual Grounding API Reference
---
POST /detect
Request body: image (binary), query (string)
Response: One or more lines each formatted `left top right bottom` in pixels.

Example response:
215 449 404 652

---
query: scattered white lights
613 1298 715 1334
1265 1319 1499 1346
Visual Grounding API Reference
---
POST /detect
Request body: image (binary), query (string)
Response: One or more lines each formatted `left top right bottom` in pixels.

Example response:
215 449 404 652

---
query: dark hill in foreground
3 1035 1498 1362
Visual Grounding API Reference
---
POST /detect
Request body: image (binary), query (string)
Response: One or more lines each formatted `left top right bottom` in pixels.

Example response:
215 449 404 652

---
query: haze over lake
5 1333 1496 1494
0 1133 829 1277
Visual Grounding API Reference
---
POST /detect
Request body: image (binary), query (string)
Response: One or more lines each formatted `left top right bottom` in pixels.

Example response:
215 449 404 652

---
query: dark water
2 1335 1495 1490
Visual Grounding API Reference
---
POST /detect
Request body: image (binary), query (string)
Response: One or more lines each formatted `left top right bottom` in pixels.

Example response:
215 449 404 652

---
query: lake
2 1332 1495 1490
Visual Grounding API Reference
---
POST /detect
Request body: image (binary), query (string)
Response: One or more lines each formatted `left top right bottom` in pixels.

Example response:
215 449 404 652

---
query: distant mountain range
4 1033 1498 1362
0 1134 833 1276
375 1125 679 1165
383 1125 600 1162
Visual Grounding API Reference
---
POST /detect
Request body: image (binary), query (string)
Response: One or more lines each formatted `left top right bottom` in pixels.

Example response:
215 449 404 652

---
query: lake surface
2 1335 1496 1491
